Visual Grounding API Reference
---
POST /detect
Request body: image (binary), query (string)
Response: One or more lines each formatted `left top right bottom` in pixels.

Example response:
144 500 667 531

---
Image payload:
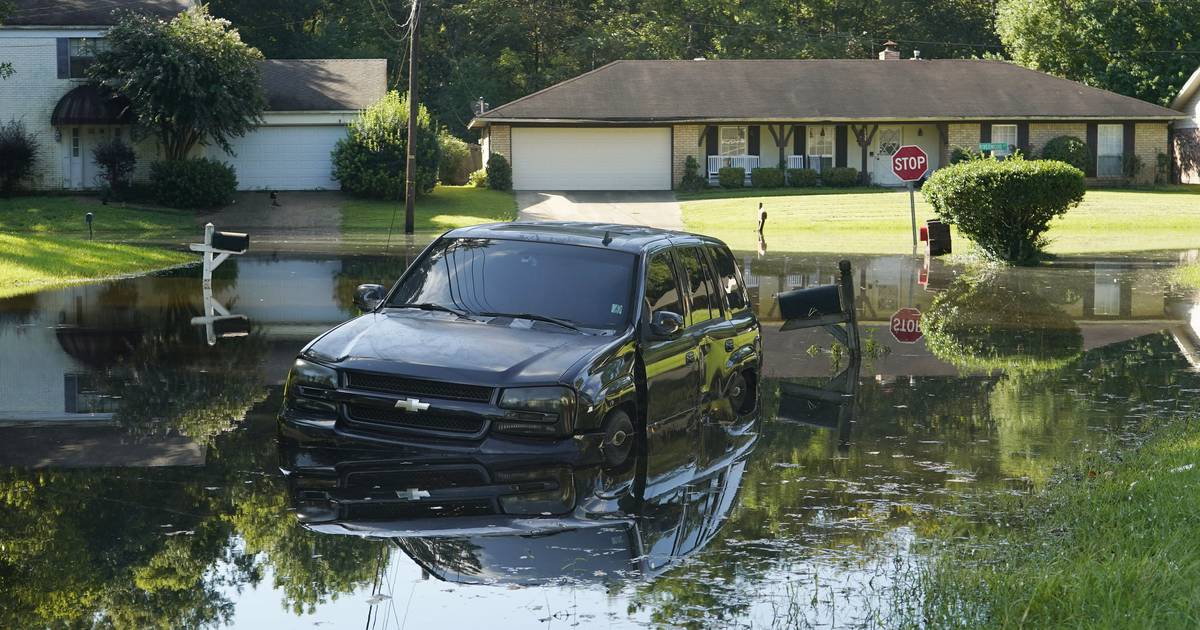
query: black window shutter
1017 122 1029 154
834 125 847 167
748 126 760 156
57 38 70 79
705 126 717 158
1123 122 1135 161
794 125 805 156
979 123 991 144
1086 123 1098 177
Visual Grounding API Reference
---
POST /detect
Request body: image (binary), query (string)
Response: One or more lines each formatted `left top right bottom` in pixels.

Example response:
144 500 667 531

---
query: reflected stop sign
891 145 929 182
890 307 923 343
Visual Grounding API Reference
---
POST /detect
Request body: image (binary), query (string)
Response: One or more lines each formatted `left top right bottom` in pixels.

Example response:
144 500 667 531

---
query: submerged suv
279 222 761 468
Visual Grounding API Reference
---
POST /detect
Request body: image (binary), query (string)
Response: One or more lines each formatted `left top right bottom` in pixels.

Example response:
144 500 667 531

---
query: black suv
279 222 761 467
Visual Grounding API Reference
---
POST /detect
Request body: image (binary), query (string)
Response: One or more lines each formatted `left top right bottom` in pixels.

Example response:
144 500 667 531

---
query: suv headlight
286 359 338 413
496 386 576 436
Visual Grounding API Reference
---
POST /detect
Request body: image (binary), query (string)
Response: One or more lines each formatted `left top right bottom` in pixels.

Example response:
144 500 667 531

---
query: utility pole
404 0 421 234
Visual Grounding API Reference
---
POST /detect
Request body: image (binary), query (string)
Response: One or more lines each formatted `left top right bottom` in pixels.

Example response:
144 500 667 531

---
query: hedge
1039 136 1089 171
486 153 512 191
786 168 818 187
718 167 745 189
921 157 1085 264
750 167 784 188
823 167 859 187
150 158 237 209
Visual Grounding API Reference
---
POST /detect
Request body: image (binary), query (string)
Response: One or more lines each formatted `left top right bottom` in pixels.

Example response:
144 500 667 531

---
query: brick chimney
878 40 900 61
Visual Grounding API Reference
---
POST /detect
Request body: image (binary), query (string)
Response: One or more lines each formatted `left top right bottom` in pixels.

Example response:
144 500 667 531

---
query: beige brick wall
672 124 704 188
482 124 511 165
946 123 980 155
1133 122 1168 184
1028 122 1087 155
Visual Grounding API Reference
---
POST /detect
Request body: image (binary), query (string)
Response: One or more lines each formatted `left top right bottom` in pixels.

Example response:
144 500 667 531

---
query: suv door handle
685 351 697 364
725 339 735 352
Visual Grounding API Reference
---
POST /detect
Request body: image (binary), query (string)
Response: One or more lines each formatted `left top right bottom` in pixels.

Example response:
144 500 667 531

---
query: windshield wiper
390 302 470 318
476 311 583 332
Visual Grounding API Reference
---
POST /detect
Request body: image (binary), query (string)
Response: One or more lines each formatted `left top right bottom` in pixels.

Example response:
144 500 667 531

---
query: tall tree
90 6 267 160
996 0 1200 105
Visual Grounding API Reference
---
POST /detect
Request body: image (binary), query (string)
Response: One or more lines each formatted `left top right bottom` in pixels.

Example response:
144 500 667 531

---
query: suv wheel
600 408 635 469
728 370 756 416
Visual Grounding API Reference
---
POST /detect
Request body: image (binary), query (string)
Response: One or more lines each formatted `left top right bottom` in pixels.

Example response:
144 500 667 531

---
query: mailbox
210 230 250 254
777 284 841 320
212 315 251 338
926 220 951 257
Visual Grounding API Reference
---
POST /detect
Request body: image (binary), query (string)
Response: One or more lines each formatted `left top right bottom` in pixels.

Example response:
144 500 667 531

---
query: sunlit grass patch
340 185 517 234
0 233 192 298
1174 263 1200 289
0 196 194 237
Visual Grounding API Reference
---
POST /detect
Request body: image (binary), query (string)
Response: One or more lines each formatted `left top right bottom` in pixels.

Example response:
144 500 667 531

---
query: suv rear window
389 238 636 331
708 245 748 312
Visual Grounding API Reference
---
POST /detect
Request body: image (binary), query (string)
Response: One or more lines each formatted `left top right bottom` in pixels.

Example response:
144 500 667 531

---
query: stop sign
891 145 929 182
890 307 923 343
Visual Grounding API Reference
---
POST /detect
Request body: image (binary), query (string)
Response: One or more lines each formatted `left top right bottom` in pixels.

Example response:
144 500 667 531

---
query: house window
807 125 834 172
71 128 80 157
991 124 1018 158
68 38 108 79
1097 124 1124 177
719 126 748 156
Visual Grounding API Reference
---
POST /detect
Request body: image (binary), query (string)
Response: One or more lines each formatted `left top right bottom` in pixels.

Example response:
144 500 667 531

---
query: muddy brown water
1 248 1198 629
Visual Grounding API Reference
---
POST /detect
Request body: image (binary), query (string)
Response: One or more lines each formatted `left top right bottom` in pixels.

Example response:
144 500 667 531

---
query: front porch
707 155 828 184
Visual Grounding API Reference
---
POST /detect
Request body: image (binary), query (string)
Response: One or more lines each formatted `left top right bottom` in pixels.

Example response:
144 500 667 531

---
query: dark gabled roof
2 0 192 27
260 59 387 112
472 59 1182 127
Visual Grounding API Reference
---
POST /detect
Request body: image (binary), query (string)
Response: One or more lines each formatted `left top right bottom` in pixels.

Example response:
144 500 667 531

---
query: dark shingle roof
2 0 192 26
474 59 1181 126
260 59 387 112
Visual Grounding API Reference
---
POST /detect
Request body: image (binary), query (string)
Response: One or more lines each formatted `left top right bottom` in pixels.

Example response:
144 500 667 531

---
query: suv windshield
388 237 637 331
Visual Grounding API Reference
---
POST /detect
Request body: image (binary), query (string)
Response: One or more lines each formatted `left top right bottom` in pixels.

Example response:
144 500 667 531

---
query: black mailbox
927 220 951 257
211 230 250 254
212 315 251 338
777 284 841 320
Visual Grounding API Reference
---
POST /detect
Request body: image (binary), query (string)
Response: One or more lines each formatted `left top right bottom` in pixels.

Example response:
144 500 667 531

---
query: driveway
516 191 683 230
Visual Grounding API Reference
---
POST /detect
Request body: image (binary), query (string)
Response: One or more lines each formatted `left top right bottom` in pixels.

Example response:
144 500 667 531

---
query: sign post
890 145 930 251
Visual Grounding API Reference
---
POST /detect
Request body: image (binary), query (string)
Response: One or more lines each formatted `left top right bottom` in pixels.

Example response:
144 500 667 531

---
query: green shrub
786 168 818 187
718 167 745 188
823 167 859 187
92 138 137 191
922 157 1085 264
468 168 488 188
486 153 512 191
437 130 472 185
1155 152 1170 184
332 91 439 199
949 145 980 164
1123 153 1144 180
149 158 237 209
750 167 784 188
0 121 38 193
678 155 707 192
1038 135 1088 171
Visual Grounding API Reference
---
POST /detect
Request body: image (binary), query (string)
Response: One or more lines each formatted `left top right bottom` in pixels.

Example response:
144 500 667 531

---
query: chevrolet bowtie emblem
394 397 430 412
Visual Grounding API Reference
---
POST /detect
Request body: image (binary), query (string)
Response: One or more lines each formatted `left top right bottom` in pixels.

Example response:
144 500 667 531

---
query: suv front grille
345 404 486 435
345 370 495 403
345 467 487 490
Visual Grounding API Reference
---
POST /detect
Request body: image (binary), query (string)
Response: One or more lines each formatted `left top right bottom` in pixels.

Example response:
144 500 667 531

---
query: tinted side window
679 247 718 326
709 245 748 312
644 252 682 318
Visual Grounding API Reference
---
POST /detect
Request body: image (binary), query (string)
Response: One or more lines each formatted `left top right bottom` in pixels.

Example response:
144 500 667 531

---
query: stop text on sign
891 145 930 182
889 307 923 343
892 155 926 171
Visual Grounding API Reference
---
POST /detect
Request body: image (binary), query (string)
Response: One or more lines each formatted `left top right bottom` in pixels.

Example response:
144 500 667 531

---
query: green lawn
680 186 1200 254
340 185 517 235
1174 263 1200 289
0 196 194 238
0 233 192 298
910 419 1200 629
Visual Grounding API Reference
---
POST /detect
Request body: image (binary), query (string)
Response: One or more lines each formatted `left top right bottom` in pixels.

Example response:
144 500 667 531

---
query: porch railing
708 155 759 179
786 155 805 170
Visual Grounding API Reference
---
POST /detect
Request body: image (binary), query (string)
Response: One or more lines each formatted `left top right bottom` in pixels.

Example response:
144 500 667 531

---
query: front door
873 126 903 186
66 127 84 189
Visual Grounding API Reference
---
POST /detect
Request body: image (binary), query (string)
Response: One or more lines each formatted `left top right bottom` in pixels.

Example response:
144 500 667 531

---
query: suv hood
304 312 619 385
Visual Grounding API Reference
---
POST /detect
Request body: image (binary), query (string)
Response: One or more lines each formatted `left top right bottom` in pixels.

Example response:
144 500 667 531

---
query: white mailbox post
189 223 250 345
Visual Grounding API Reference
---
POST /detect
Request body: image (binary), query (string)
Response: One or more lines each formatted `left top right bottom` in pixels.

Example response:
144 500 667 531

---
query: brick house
0 0 386 191
470 44 1183 191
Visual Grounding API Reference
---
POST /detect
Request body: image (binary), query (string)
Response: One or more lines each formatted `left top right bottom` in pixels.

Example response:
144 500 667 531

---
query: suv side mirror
354 284 386 311
649 310 684 338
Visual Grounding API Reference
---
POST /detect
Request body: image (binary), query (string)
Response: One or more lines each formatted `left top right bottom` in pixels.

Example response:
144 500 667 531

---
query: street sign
890 307 923 344
891 145 929 182
979 142 1009 152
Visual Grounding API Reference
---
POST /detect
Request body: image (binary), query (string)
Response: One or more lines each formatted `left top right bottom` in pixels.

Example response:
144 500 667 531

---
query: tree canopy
91 6 266 160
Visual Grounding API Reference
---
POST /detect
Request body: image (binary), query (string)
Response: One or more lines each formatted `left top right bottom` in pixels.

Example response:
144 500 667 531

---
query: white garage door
211 125 348 191
511 127 671 191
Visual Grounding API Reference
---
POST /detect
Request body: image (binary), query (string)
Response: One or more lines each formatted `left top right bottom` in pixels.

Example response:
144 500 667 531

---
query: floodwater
2 247 1198 629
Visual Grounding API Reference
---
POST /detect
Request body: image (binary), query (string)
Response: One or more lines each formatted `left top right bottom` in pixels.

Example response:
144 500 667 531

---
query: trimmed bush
332 91 439 199
678 155 707 192
92 138 137 192
437 131 473 185
468 168 488 188
1123 153 1144 180
786 168 818 187
750 167 784 188
949 145 980 164
0 121 38 193
823 167 859 187
150 158 237 209
1038 135 1088 171
486 153 512 191
922 157 1085 264
718 167 745 189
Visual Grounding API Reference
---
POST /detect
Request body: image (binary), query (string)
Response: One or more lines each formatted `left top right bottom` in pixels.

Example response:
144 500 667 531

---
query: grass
340 185 517 235
908 419 1200 629
0 233 192 298
1172 263 1200 289
0 196 194 238
679 186 1200 254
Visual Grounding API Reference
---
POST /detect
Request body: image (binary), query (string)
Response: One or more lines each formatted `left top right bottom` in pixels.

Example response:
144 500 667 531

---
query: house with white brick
470 43 1183 190
1171 64 1200 185
0 0 386 191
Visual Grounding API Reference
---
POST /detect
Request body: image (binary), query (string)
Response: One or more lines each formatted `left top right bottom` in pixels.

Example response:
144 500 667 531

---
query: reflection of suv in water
279 222 761 468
